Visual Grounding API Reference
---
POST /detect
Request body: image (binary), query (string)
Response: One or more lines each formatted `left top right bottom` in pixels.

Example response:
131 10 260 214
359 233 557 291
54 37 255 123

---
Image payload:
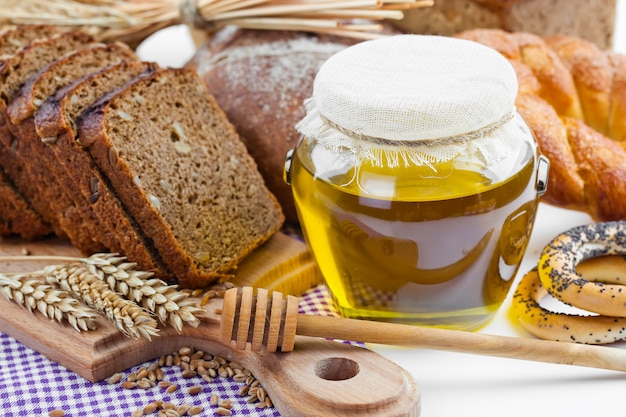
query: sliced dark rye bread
0 30 96 241
0 169 50 239
0 25 63 238
34 60 170 278
77 67 285 288
0 25 60 57
0 219 10 236
6 41 139 254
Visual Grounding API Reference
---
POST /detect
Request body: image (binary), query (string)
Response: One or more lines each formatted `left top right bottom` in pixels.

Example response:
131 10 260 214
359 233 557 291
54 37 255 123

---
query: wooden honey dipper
220 287 626 373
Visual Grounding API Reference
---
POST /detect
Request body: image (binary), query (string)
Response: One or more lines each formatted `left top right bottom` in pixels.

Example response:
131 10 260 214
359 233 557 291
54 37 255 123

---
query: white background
136 4 626 416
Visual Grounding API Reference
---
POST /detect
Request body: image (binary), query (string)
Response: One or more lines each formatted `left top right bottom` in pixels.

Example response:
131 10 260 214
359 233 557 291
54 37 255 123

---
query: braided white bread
456 29 626 222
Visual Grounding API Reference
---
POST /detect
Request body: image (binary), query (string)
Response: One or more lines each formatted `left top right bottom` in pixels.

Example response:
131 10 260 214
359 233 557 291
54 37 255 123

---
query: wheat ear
1 253 205 335
82 253 204 331
0 272 99 331
44 263 160 340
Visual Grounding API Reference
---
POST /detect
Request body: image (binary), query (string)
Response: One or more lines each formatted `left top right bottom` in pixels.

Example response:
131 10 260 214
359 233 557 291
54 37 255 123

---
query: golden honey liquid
292 140 539 330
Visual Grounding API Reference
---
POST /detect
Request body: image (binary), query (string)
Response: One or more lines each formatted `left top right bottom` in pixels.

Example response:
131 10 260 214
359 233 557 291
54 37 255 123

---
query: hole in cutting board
314 357 360 381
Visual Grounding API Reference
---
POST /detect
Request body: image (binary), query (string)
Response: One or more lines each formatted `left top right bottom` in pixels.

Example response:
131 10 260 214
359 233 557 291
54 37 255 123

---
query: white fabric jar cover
296 34 530 171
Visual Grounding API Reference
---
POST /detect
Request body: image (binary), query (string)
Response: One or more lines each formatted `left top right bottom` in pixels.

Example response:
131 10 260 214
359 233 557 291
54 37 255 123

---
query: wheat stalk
0 0 433 46
0 272 99 331
44 262 160 340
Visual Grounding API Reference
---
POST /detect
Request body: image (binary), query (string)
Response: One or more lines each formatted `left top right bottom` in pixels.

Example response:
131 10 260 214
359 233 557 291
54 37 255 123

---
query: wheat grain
187 405 203 415
215 407 232 416
0 272 98 331
108 372 124 384
187 385 202 395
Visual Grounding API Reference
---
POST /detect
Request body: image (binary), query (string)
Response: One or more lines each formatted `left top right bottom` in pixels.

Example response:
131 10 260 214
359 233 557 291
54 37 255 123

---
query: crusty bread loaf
34 60 168 278
77 67 284 288
396 0 617 49
187 27 357 224
0 30 96 240
456 28 626 221
7 41 139 254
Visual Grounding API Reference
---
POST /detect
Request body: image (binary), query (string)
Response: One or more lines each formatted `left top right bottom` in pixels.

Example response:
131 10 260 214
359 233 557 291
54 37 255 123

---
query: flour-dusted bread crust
77 67 284 288
34 60 170 278
6 41 139 254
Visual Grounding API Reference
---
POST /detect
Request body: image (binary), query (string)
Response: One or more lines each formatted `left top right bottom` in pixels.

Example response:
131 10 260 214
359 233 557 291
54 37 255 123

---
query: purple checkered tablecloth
0 284 349 417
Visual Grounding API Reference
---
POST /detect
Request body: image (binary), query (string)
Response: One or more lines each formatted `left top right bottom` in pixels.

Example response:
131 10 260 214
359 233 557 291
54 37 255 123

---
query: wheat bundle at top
0 0 434 48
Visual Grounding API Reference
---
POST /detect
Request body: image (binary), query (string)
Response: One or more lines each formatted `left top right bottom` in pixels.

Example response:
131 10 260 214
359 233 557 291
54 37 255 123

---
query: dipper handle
220 287 626 373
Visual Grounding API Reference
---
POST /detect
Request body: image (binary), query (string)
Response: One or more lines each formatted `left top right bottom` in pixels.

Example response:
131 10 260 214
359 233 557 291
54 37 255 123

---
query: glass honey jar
285 35 549 331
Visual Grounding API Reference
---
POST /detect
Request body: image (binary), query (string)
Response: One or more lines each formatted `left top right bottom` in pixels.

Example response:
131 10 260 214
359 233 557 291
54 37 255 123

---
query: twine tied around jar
297 97 526 171
316 109 517 167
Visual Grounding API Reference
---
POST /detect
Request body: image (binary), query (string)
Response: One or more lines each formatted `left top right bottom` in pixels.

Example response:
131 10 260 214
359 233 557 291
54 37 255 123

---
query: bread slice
0 169 50 239
34 60 170 278
77 67 285 288
0 25 63 239
0 218 10 236
6 41 138 254
0 25 60 57
0 30 96 240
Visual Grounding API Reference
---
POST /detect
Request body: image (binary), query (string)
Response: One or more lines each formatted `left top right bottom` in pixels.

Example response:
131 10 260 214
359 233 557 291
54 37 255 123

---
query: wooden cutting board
0 232 421 417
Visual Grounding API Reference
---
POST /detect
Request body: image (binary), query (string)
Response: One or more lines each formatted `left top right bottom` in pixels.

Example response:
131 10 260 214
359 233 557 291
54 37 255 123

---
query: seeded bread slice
0 169 50 239
34 60 170 277
6 41 138 254
0 25 60 57
0 30 96 241
77 67 285 288
0 25 63 239
0 219 10 236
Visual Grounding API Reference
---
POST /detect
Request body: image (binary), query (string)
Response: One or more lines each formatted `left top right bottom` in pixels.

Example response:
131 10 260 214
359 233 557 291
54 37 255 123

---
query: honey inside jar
291 137 540 330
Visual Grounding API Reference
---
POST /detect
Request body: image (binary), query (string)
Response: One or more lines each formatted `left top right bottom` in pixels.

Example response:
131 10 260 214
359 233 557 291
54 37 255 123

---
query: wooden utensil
220 286 626 373
0 233 421 417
